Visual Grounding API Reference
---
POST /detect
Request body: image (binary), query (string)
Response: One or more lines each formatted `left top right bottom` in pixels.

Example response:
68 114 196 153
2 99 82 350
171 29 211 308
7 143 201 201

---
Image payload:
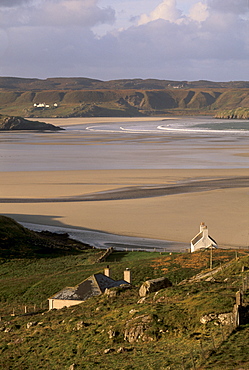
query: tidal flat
1 117 249 249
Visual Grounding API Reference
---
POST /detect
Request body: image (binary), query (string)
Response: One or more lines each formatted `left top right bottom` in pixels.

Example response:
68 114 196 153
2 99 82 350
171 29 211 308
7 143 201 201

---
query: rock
137 297 146 304
116 346 128 353
105 284 131 298
27 322 37 329
4 327 12 333
104 288 118 298
75 321 85 331
200 313 233 325
205 276 216 282
218 313 234 325
139 277 172 297
200 314 217 324
124 314 154 343
107 329 116 339
104 348 114 354
69 364 77 370
0 115 63 131
129 309 139 314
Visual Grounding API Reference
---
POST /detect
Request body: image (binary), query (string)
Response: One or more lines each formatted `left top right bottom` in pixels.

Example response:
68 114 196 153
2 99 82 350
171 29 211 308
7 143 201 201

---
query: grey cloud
0 1 248 81
0 0 32 7
208 0 249 14
0 0 115 28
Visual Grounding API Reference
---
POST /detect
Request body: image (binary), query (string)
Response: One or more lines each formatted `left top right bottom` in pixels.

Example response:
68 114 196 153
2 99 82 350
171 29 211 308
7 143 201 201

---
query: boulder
104 284 131 298
139 277 172 297
124 314 154 343
200 313 233 325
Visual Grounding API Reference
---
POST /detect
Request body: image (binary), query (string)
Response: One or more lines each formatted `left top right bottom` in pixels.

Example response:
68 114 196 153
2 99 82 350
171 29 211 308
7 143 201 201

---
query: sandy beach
1 117 249 249
1 168 249 248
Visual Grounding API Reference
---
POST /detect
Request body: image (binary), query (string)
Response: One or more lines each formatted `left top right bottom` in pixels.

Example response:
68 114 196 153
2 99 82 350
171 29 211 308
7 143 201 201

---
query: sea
0 117 249 172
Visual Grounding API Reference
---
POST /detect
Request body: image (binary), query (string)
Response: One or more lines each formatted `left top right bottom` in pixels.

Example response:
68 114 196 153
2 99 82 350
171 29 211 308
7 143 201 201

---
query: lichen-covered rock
200 313 233 325
139 277 172 297
200 314 217 324
218 313 234 325
104 284 131 298
124 314 154 343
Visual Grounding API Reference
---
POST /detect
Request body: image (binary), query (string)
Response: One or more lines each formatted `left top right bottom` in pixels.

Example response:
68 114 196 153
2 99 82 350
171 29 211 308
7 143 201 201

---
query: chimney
124 268 132 284
200 222 206 232
104 265 111 278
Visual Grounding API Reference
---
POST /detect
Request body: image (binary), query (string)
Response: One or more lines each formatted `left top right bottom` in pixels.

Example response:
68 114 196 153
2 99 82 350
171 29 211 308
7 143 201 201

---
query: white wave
120 126 159 133
86 125 121 133
157 125 249 135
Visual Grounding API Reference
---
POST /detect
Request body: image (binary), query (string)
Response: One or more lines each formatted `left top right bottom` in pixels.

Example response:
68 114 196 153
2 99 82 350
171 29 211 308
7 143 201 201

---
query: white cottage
48 267 131 310
191 222 217 253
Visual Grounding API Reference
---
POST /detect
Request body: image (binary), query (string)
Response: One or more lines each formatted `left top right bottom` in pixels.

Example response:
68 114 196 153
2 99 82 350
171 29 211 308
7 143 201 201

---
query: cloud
188 2 209 22
0 0 248 81
0 0 115 28
207 0 249 14
138 0 182 25
0 0 32 7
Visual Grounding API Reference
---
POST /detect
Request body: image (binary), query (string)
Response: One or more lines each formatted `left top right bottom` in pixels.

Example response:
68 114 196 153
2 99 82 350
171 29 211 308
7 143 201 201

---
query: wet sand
1 168 249 248
37 116 172 127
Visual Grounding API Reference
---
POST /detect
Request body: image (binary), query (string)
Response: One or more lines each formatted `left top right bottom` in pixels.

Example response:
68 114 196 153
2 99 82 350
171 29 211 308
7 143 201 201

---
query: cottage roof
49 273 128 302
191 232 203 246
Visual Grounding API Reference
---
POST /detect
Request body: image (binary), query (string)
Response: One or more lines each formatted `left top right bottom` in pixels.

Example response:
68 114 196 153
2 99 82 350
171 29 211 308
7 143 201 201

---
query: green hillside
0 216 249 369
0 77 248 117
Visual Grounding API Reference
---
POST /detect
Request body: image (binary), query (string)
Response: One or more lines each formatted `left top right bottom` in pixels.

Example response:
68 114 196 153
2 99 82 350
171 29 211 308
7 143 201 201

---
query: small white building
190 222 217 253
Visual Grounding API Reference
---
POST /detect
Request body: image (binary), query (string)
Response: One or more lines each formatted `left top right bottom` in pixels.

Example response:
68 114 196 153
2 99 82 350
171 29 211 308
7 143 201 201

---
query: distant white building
33 102 54 109
191 222 218 253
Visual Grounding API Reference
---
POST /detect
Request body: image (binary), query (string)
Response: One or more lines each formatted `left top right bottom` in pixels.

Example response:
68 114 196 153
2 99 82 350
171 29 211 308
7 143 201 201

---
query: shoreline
29 116 174 127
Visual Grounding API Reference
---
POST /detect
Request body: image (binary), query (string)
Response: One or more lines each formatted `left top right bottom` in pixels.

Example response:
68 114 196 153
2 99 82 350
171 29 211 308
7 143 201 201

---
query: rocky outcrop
200 313 234 325
0 116 63 131
124 314 155 343
139 277 172 297
104 284 131 298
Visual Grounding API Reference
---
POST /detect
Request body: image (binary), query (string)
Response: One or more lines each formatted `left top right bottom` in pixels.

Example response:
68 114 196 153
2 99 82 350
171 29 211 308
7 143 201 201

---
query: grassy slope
1 216 249 369
0 88 248 117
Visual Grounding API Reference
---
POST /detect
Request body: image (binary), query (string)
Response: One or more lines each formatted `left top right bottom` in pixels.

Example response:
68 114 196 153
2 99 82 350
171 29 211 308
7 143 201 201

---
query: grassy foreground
1 216 249 369
1 246 249 369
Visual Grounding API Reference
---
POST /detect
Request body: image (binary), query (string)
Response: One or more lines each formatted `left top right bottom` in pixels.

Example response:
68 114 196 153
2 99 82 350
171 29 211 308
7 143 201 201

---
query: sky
0 0 248 81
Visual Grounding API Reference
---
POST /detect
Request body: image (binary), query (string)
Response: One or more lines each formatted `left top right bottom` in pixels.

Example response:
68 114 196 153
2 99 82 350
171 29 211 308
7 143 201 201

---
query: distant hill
0 77 248 117
0 77 249 91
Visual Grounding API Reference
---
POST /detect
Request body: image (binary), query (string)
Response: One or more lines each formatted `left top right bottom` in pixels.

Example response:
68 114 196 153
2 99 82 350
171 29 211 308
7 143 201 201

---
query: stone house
191 222 218 253
48 267 131 310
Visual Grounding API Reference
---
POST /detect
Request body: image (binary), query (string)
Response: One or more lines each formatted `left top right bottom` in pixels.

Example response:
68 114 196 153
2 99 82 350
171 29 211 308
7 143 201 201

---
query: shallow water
21 222 187 252
1 117 248 171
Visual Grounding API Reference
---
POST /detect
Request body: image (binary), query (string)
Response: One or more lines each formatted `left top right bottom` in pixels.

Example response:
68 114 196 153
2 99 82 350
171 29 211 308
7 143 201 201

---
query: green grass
1 216 249 369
